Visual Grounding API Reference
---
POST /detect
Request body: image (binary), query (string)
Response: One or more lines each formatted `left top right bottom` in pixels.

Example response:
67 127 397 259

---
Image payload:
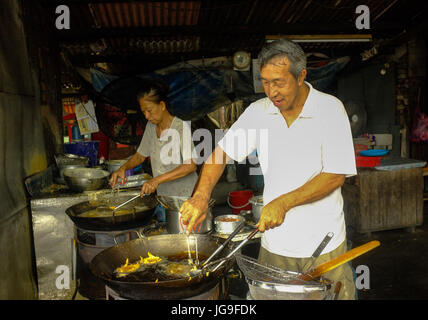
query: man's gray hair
258 39 307 79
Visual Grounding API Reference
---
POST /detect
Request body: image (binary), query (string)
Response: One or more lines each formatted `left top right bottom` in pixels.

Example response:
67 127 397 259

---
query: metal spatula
298 240 381 281
301 232 334 274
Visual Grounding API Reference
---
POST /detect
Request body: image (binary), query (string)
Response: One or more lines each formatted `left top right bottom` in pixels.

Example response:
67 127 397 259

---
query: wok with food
89 233 236 299
65 193 158 231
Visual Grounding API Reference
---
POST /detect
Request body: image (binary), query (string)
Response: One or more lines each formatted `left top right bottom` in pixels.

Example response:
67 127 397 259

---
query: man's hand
256 196 290 232
141 178 160 195
179 195 209 235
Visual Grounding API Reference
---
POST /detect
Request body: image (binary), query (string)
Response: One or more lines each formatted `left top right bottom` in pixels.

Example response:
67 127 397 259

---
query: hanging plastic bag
410 89 428 142
411 111 428 142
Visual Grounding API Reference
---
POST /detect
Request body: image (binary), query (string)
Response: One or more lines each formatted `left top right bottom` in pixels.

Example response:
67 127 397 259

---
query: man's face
138 97 165 124
260 56 305 112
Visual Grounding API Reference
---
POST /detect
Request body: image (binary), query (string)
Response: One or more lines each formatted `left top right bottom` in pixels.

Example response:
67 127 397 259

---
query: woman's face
138 97 167 125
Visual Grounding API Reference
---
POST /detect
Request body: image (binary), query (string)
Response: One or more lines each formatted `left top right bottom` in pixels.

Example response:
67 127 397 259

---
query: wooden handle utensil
298 240 380 281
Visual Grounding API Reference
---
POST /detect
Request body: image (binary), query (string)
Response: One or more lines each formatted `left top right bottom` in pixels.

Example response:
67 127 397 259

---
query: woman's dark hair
136 78 170 110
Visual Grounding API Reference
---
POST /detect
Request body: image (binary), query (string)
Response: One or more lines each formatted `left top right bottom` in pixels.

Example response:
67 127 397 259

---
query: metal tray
116 173 152 189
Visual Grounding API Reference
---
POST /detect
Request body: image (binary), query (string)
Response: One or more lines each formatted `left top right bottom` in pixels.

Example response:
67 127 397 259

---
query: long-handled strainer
236 240 381 285
94 194 142 220
235 232 334 285
112 194 141 213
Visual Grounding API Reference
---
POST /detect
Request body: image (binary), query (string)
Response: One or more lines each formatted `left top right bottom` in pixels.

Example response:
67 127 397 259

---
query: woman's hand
109 168 127 188
141 178 160 195
256 196 290 232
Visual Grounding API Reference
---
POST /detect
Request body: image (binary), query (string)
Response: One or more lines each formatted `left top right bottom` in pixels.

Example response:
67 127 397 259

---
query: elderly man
180 39 357 299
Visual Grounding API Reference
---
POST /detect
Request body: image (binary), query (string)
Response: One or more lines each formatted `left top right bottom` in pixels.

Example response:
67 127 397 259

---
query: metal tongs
186 221 248 277
197 221 257 274
202 221 247 267
210 228 259 272
186 234 196 265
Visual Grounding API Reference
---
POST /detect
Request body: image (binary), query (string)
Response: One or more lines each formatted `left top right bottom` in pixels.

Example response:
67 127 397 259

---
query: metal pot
63 168 110 192
246 273 332 300
89 233 235 300
106 159 127 174
157 196 214 234
249 195 263 222
214 214 245 234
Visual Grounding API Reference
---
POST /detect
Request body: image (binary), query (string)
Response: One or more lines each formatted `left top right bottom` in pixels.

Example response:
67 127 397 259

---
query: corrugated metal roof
50 0 427 62
90 2 200 28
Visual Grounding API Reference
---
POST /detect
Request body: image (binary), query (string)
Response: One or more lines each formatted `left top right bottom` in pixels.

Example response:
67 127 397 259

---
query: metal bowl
57 164 87 184
63 168 110 192
214 214 245 234
55 153 90 184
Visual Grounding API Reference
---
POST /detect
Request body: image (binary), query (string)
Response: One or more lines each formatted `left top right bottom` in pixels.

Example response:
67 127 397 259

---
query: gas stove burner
105 283 221 300
74 225 149 299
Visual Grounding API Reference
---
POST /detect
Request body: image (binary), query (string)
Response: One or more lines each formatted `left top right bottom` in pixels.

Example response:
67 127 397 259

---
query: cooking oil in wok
80 208 134 218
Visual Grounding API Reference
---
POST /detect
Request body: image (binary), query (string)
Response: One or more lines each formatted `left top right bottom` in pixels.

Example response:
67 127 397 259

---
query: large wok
89 233 236 299
66 193 158 231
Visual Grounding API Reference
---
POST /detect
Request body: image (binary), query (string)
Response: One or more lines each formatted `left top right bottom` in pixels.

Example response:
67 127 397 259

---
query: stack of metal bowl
63 168 110 192
55 153 90 184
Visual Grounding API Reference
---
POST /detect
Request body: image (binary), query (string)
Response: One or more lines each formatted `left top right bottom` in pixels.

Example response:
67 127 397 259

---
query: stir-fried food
112 251 212 282
115 258 141 275
140 252 162 264
114 252 162 277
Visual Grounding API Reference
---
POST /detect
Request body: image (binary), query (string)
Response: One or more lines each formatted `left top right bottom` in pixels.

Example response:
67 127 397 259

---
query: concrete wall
0 0 49 299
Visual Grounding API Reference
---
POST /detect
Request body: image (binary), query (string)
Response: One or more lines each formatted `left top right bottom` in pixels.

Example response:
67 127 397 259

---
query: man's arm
180 145 231 234
257 172 345 232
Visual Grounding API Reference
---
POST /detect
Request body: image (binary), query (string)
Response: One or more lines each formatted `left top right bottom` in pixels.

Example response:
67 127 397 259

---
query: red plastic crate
356 156 381 167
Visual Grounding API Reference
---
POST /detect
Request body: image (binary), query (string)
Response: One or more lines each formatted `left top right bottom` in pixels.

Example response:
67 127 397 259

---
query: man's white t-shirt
218 82 356 258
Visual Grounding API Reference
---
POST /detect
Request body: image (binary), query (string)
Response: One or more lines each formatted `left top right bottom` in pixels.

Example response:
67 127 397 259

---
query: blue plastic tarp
91 56 349 120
